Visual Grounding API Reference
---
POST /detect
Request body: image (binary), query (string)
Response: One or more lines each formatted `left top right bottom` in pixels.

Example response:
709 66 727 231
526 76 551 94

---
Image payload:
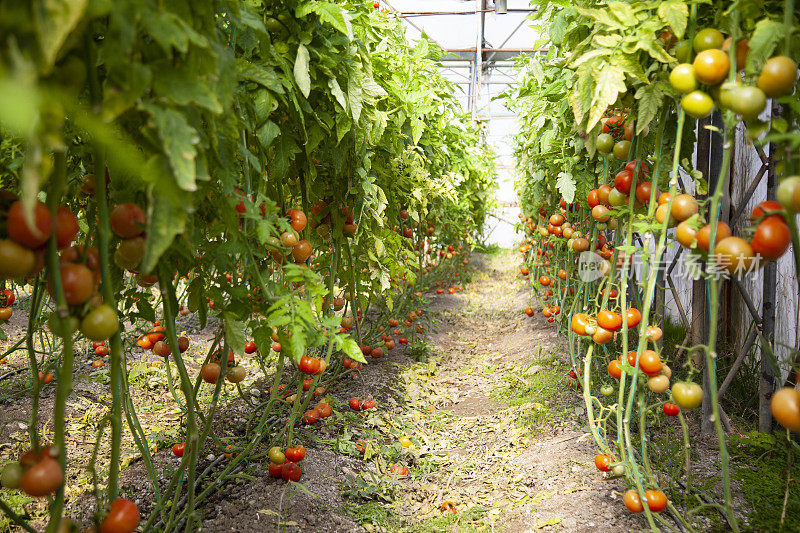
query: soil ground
0 250 744 532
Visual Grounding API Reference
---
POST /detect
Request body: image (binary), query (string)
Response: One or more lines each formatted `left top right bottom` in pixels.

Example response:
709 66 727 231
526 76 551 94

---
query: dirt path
376 250 642 532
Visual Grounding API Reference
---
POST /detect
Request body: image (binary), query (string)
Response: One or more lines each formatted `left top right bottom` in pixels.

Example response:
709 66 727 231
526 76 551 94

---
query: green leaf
153 64 223 113
237 59 284 93
587 63 626 131
140 157 187 273
337 335 366 364
294 44 311 98
746 20 787 73
607 2 637 27
223 314 246 356
656 0 688 38
328 78 347 110
35 0 88 70
256 120 281 148
141 103 198 192
556 172 576 203
296 1 353 39
634 84 663 133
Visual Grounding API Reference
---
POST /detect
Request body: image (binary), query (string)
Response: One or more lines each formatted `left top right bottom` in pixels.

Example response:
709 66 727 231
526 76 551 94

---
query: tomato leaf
294 44 311 98
337 335 366 364
745 20 788 73
586 62 626 131
223 315 246 357
141 103 198 192
556 172 576 203
296 1 353 39
36 0 88 70
656 0 688 38
634 84 664 134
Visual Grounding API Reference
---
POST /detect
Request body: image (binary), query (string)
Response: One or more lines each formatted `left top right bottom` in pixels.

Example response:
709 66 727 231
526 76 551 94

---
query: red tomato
751 200 784 222
297 355 320 374
349 398 362 411
663 403 680 416
281 462 302 482
594 454 613 472
285 445 305 462
597 310 623 332
624 489 644 513
172 442 185 457
751 216 791 260
269 462 284 478
7 200 53 249
244 340 257 354
109 203 146 239
54 206 79 249
614 170 634 195
645 490 668 512
100 498 140 533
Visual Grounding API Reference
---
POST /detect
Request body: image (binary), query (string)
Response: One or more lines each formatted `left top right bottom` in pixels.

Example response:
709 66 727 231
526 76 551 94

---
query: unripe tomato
777 177 800 212
670 194 698 221
226 365 247 383
268 446 286 464
770 387 800 431
757 56 798 98
671 381 703 409
675 221 697 248
596 133 614 154
681 91 713 119
647 375 670 393
0 239 36 278
600 385 615 396
80 304 119 341
728 85 767 119
613 140 631 160
693 49 730 85
1 461 23 489
669 64 697 93
693 28 724 52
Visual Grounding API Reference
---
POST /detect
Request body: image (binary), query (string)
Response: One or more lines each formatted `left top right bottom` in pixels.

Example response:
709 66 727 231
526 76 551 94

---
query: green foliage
730 432 800 532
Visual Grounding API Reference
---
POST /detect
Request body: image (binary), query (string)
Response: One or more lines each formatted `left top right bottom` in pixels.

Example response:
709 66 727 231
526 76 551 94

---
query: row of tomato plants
507 0 799 530
0 1 495 531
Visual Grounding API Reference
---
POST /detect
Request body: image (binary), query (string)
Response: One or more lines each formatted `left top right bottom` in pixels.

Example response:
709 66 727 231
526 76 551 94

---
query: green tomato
47 313 79 338
693 28 724 52
777 177 800 212
611 463 625 476
613 140 631 160
674 41 692 63
672 381 703 409
1 461 23 489
80 304 119 341
727 86 767 120
608 188 628 207
600 385 615 397
681 91 713 119
596 133 614 154
669 64 697 94
268 446 286 465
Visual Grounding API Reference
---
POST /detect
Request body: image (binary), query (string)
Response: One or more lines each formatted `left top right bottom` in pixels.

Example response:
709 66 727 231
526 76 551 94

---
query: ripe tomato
624 489 644 513
696 222 731 252
639 350 663 376
757 56 798 98
571 313 590 336
614 170 633 195
672 381 703 409
587 190 600 207
110 203 146 239
316 402 333 417
201 363 221 384
244 341 257 354
349 398 362 411
286 208 307 232
298 355 320 374
670 194 698 222
20 456 63 497
594 454 613 472
597 184 612 206
285 445 305 462
99 498 140 533
7 200 53 249
268 462 284 478
663 403 680 416
669 64 697 93
603 115 626 140
645 490 668 512
303 410 320 424
0 307 11 321
95 345 109 357
592 205 610 222
172 443 185 457
625 308 641 329
54 206 79 249
362 400 376 410
597 310 622 332
1 289 15 306
80 304 119 341
371 347 383 358
292 240 313 262
593 326 613 345
714 236 757 274
676 221 697 248
634 182 658 205
608 359 623 379
281 461 302 482
177 336 190 353
57 263 95 305
751 216 791 260
280 231 299 247
770 387 800 431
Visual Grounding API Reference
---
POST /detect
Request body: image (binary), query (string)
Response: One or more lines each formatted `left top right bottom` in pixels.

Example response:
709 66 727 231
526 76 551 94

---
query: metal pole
473 0 485 120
